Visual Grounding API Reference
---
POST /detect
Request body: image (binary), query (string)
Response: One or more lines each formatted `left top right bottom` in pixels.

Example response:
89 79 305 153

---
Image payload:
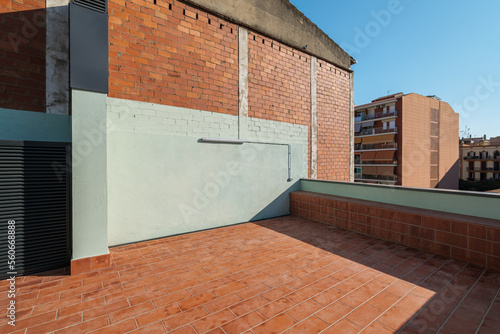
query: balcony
356 160 398 165
3 180 499 334
355 174 398 181
464 155 499 160
467 167 499 172
356 127 398 136
354 142 398 151
355 110 398 122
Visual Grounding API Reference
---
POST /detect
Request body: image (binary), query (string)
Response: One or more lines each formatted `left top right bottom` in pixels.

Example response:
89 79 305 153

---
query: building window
469 161 474 170
468 172 474 180
480 173 487 181
494 151 500 159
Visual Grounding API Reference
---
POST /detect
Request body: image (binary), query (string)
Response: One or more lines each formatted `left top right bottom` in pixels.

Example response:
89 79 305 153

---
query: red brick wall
290 191 500 271
317 60 351 181
108 0 238 115
248 31 312 175
248 31 310 125
0 0 46 112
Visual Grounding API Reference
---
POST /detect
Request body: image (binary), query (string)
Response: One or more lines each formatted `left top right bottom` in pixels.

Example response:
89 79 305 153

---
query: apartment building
0 0 354 274
354 93 459 189
460 136 500 181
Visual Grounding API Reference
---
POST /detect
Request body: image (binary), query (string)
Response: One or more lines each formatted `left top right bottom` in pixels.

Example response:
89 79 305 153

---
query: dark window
495 162 499 171
480 173 487 181
469 161 474 170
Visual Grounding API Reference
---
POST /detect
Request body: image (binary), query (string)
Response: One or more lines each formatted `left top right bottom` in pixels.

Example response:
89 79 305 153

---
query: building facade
354 93 459 189
460 136 500 181
0 0 354 272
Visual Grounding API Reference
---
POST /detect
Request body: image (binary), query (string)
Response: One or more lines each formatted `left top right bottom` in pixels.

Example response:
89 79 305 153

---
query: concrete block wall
0 0 46 112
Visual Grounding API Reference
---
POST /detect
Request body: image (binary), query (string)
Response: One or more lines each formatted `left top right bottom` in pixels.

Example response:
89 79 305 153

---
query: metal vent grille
73 0 107 13
0 141 71 279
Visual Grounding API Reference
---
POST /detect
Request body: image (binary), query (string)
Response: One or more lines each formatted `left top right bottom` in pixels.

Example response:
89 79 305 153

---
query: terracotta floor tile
127 321 166 334
286 298 323 322
315 301 352 324
396 292 431 314
309 275 340 292
252 313 296 334
384 280 415 298
261 285 294 302
367 291 401 311
359 278 390 296
285 316 329 334
4 217 500 334
286 286 319 304
135 304 182 328
89 318 137 334
340 289 373 308
322 319 361 334
257 297 295 319
378 306 414 330
109 301 155 324
312 287 344 306
168 325 197 334
362 321 396 334
83 299 129 321
221 311 265 333
347 303 384 328
236 282 270 300
25 313 82 334
192 309 236 334
53 316 108 334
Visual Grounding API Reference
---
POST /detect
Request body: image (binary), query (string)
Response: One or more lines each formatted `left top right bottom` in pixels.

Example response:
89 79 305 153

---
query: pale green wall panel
107 132 304 246
71 89 109 260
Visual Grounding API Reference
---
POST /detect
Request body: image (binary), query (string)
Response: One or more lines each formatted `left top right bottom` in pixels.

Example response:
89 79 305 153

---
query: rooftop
2 216 498 334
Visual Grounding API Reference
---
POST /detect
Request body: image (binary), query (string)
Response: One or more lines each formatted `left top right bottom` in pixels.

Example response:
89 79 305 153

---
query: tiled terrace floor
1 216 499 334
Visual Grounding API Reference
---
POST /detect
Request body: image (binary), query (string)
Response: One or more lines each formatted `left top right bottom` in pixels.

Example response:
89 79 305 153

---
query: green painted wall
107 132 304 246
71 89 109 260
0 108 71 142
301 179 500 220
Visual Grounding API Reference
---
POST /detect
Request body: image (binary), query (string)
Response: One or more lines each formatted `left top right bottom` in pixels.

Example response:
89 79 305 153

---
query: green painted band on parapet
0 108 71 142
300 179 500 221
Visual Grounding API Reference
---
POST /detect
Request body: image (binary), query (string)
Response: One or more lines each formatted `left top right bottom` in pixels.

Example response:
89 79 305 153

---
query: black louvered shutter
0 141 71 279
73 0 107 13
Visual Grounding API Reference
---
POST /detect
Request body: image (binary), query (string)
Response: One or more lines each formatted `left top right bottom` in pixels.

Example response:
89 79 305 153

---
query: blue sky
289 0 500 138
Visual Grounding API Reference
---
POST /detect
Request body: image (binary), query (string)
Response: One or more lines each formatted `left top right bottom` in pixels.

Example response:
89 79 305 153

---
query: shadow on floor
254 216 500 333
